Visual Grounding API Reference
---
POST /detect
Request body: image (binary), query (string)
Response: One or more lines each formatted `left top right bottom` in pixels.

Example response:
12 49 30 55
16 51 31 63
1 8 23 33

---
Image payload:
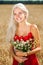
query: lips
18 18 21 20
17 16 22 20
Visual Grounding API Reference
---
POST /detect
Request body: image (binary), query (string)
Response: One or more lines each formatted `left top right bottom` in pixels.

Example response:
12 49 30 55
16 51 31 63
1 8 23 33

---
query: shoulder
30 24 38 31
29 24 39 37
30 24 40 39
27 22 37 29
27 22 38 32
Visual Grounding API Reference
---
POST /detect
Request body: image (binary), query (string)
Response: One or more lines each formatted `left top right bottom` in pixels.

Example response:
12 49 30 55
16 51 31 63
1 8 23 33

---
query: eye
19 12 22 15
13 13 16 16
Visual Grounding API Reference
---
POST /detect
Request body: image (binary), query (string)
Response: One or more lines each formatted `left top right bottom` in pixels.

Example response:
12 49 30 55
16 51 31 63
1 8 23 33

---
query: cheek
21 14 25 19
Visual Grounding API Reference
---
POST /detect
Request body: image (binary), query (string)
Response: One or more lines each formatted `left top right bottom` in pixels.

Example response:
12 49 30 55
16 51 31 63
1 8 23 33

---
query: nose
16 14 20 18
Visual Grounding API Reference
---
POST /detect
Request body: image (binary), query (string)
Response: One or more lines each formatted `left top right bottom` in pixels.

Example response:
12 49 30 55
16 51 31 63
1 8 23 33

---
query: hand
15 55 28 63
15 50 27 57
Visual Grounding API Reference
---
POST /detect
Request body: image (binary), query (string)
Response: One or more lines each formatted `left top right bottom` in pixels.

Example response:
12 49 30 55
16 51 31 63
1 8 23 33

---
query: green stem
18 62 24 65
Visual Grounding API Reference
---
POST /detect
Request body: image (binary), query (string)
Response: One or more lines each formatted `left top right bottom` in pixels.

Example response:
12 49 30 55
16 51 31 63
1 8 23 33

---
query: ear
25 15 26 19
24 13 27 19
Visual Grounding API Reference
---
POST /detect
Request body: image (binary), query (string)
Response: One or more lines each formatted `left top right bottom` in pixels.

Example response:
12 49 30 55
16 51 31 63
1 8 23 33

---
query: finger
19 58 27 63
23 58 28 60
17 57 28 63
21 57 27 59
21 57 28 61
22 58 28 62
16 52 27 57
23 52 27 56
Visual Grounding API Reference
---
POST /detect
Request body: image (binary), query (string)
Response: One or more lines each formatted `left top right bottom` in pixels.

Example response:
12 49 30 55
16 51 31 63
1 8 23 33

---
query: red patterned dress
13 32 39 65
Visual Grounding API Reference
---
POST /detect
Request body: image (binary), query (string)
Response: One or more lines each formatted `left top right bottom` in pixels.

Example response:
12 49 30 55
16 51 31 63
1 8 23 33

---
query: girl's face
13 7 26 23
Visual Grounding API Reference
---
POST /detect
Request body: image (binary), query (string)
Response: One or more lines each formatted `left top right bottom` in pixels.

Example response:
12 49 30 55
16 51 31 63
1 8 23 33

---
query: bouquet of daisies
11 38 34 52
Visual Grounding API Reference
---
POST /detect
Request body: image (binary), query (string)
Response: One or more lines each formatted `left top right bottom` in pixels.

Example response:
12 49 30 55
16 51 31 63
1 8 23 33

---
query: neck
17 20 28 27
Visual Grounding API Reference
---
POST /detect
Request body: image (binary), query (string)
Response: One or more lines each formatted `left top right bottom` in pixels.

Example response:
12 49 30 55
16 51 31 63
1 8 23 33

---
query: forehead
13 7 24 13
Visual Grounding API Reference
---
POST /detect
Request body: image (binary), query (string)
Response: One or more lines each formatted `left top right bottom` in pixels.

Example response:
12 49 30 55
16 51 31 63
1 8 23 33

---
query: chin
16 20 22 23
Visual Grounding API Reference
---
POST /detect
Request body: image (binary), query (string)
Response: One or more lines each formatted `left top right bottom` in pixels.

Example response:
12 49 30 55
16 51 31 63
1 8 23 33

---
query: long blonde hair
6 3 28 42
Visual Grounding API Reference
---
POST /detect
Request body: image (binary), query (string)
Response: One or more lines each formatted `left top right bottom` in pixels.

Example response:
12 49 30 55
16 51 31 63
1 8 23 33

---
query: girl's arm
27 24 41 55
10 44 27 63
27 47 41 55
